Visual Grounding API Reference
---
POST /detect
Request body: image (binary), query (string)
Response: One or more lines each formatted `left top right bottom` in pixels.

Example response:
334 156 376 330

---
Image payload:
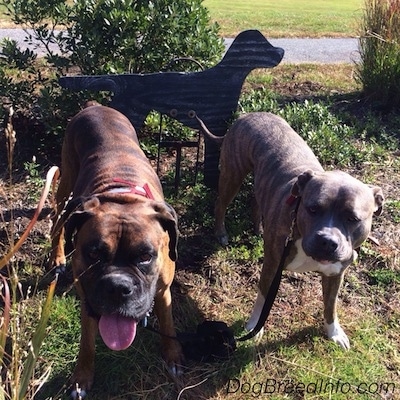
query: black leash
143 197 300 360
237 196 300 341
144 320 236 362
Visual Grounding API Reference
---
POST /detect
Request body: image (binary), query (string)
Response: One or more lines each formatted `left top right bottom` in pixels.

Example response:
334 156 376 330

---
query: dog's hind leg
49 165 76 273
214 165 247 246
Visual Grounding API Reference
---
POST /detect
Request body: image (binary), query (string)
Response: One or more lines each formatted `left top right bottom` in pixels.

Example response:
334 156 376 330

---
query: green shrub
356 0 400 109
239 92 371 168
2 0 224 74
0 0 224 164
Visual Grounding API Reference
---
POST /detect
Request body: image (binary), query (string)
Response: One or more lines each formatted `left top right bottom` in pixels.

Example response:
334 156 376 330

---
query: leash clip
285 213 297 246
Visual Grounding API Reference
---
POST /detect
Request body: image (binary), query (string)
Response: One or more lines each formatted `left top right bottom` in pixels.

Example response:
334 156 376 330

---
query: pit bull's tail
195 114 225 146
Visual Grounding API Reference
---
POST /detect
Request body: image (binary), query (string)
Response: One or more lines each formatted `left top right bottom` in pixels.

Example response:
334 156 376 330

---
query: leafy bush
356 0 400 109
279 100 360 167
239 91 373 168
0 0 224 165
2 0 224 74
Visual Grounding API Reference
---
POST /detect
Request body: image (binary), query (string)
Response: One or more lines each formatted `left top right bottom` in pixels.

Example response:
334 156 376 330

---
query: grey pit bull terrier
198 112 384 349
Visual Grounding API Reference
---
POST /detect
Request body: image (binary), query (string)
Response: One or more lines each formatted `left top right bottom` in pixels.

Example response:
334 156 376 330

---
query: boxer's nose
98 274 135 303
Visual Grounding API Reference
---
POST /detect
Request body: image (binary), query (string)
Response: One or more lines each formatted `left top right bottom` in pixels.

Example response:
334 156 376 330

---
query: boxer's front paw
162 341 185 376
324 320 350 350
69 365 94 399
70 384 87 399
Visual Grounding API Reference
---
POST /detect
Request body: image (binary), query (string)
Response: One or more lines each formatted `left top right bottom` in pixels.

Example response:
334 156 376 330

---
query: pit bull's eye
307 205 318 215
348 215 361 223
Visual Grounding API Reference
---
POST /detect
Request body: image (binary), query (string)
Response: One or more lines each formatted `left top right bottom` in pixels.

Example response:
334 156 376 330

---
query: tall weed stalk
0 108 58 399
356 0 400 109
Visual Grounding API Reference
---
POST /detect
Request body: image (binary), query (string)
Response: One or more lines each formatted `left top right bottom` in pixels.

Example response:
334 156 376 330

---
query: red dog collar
286 194 298 206
111 178 155 200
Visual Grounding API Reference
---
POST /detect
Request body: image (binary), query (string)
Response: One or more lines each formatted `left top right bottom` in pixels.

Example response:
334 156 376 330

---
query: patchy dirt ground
1 74 399 399
1 73 399 320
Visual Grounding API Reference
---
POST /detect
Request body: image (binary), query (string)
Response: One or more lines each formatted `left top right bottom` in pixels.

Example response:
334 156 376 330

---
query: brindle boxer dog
197 112 384 349
51 102 183 397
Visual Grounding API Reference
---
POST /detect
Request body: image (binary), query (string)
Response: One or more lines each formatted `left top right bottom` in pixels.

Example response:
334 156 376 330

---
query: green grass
203 0 363 37
1 0 363 37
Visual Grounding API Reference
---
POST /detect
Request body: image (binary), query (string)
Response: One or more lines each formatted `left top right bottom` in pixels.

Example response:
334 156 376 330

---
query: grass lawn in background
2 0 363 37
203 0 363 37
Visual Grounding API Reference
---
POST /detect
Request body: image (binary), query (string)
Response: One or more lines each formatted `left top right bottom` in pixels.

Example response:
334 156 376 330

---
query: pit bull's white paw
245 326 264 342
324 320 350 350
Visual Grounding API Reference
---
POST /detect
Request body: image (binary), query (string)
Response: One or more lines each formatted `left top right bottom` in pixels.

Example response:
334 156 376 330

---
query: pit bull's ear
291 170 315 197
153 202 179 261
370 186 384 216
64 196 100 255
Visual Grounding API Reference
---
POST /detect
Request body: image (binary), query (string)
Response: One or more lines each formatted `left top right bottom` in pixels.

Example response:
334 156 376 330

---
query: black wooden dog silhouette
59 30 284 186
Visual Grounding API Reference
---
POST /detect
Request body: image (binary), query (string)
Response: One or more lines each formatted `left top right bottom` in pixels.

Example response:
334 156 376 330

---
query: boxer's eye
137 253 152 265
87 247 103 262
135 253 153 273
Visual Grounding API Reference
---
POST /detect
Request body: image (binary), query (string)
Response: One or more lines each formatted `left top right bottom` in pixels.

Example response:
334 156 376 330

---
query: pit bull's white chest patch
285 239 344 276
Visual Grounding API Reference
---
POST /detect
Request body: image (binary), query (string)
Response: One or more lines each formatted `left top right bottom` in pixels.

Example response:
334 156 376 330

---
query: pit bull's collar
109 178 155 200
286 194 299 206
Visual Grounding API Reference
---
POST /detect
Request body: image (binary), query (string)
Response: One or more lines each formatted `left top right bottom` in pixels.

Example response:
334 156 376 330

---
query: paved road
224 37 359 64
0 28 359 64
260 37 358 64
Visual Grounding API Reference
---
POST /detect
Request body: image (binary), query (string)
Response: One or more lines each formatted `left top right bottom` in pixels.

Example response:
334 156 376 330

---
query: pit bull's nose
316 233 338 252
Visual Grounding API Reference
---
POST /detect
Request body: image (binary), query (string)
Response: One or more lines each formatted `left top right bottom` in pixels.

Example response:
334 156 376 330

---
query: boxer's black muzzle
82 268 158 322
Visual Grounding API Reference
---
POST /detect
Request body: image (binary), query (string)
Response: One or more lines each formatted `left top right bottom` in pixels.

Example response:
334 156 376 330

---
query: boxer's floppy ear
64 196 100 255
370 185 384 216
153 202 179 261
291 170 315 197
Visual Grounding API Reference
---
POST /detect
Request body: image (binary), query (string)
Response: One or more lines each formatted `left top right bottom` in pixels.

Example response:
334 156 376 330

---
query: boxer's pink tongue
98 314 137 351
